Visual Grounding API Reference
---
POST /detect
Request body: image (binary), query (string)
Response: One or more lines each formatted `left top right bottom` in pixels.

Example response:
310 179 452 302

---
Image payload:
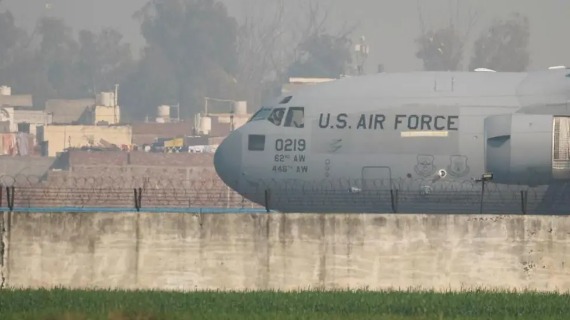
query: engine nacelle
485 114 570 185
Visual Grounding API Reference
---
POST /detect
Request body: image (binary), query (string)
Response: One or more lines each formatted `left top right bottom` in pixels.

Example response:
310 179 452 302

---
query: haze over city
2 2 570 314
2 0 570 72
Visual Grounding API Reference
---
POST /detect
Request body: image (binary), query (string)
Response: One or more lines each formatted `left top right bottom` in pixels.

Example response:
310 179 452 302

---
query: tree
234 0 355 108
0 9 29 91
35 17 81 99
287 33 352 78
286 2 354 79
76 28 134 95
469 13 530 72
415 25 464 71
234 0 288 108
0 17 80 105
132 0 240 118
0 10 26 71
120 46 179 121
1 15 134 107
415 1 479 71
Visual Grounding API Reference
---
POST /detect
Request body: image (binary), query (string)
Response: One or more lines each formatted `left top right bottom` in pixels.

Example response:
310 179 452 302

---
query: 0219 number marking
275 139 306 152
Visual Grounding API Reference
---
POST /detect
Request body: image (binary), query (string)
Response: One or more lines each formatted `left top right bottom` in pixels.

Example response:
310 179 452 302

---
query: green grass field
0 289 569 320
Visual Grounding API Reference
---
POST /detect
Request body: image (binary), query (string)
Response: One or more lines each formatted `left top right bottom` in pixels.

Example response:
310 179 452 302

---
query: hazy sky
2 0 569 72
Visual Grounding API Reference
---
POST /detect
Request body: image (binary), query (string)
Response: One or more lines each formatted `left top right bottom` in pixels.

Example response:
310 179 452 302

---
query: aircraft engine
485 114 570 185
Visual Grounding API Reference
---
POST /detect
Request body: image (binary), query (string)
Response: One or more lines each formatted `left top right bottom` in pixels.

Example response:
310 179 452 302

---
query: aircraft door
361 166 392 191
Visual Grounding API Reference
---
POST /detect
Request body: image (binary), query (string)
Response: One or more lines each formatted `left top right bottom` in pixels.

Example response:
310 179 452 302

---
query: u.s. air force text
318 113 459 131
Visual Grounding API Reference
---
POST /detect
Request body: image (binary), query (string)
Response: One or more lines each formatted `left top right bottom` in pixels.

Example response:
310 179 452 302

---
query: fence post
11 186 15 210
479 181 485 214
138 187 143 210
7 186 14 211
520 190 528 215
264 189 270 213
390 189 399 213
134 188 140 212
0 184 2 208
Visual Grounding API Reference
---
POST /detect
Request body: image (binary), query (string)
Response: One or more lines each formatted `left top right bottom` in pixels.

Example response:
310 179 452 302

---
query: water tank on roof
200 116 212 135
0 86 11 96
233 101 247 115
97 92 115 107
157 105 170 118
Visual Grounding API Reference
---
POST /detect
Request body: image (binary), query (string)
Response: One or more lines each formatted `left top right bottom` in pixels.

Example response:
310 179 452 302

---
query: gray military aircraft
214 69 570 214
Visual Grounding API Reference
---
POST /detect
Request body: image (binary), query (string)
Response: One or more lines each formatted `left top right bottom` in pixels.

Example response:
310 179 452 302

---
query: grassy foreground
0 289 569 320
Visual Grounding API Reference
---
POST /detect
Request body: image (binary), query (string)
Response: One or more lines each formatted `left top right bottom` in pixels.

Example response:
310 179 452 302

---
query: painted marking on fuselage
401 131 449 137
447 155 470 177
294 154 306 162
272 136 309 174
275 138 306 152
415 154 436 177
275 154 306 163
271 165 308 173
318 113 459 131
329 139 343 153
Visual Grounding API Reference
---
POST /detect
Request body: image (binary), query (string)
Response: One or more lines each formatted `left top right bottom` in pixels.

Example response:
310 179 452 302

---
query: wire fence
0 175 569 214
248 177 570 215
0 174 259 211
261 188 570 215
1 187 258 210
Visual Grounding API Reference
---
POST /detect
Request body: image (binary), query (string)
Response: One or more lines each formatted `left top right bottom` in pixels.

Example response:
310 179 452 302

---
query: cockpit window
284 107 304 128
249 107 272 122
267 108 286 126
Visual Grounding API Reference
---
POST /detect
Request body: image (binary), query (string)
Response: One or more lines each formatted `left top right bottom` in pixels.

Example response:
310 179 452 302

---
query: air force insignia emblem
447 155 470 177
414 154 436 177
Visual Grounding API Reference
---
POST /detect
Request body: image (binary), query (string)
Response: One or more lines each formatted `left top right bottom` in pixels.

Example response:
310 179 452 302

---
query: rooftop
0 94 33 108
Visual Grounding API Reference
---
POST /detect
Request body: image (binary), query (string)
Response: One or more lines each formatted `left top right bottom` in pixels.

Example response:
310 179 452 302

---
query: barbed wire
244 177 547 193
0 173 253 209
0 174 568 214
0 174 228 189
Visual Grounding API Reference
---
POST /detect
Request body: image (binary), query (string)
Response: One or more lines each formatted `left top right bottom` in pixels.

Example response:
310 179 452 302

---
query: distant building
45 91 121 126
194 100 251 137
199 112 251 137
0 86 33 107
45 99 95 124
132 120 194 146
39 124 132 157
0 85 50 135
93 92 121 125
132 102 251 153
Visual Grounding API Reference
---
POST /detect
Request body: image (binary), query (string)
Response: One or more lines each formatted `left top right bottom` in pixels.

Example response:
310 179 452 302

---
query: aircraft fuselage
214 70 570 213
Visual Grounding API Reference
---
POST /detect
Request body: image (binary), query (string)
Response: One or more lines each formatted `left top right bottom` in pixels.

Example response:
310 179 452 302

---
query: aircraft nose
214 131 242 190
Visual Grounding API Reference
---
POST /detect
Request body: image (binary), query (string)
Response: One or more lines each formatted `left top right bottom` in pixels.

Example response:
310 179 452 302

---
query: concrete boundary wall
1 212 569 292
